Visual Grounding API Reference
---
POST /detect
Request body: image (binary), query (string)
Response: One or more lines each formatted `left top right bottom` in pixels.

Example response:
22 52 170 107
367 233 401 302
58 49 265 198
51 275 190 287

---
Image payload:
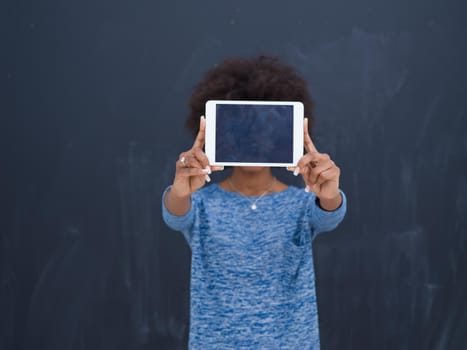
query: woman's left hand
289 118 342 210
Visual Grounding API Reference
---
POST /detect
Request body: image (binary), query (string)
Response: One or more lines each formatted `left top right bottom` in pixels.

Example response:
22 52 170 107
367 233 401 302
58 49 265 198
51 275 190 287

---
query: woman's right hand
170 116 223 199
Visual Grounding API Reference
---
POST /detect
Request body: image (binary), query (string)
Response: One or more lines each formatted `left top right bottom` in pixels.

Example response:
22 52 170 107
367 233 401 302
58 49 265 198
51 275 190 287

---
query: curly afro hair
186 55 314 137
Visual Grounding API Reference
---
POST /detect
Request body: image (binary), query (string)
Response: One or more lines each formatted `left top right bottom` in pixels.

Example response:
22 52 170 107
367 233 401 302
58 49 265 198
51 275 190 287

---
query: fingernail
305 185 310 192
293 167 300 176
205 174 211 182
218 166 224 171
205 166 211 174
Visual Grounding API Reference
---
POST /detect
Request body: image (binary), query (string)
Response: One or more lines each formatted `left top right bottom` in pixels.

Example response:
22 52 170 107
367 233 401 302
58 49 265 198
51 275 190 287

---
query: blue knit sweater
162 184 347 349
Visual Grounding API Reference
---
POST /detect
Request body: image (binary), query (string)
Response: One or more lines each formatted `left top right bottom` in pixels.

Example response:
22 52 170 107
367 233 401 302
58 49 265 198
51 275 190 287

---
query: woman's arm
290 118 342 207
164 188 192 216
164 116 223 216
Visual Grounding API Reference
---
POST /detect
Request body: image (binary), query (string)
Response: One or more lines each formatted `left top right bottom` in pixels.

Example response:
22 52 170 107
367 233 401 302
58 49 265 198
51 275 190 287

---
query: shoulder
192 183 224 201
281 185 317 203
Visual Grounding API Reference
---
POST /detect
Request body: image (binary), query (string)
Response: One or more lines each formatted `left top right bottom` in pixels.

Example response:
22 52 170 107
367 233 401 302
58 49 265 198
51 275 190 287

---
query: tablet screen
215 104 294 163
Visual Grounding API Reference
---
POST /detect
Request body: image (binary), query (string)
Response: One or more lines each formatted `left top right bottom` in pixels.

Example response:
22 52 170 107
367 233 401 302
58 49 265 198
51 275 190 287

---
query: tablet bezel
205 100 304 167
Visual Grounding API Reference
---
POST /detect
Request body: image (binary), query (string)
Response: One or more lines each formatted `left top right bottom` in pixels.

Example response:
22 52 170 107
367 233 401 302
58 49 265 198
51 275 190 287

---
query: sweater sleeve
161 186 198 246
308 189 347 238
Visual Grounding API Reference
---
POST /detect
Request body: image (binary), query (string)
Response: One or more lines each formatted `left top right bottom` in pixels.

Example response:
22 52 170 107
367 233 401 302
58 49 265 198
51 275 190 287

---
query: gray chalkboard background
2 0 467 349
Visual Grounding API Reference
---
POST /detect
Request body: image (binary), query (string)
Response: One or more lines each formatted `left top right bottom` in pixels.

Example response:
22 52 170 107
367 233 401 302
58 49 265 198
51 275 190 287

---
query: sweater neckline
213 183 294 199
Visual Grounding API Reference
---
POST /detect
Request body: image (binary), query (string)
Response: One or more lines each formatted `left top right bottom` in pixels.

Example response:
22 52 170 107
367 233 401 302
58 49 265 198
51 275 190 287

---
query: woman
162 56 347 349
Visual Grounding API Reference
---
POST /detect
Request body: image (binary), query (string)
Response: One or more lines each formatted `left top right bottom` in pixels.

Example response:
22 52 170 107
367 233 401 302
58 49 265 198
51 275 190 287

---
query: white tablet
205 100 304 167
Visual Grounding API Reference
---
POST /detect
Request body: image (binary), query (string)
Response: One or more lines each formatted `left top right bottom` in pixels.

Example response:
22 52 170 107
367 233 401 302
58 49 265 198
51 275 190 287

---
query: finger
304 118 318 154
286 165 308 174
177 167 210 177
192 147 211 172
314 166 340 186
286 166 299 176
192 116 206 149
288 146 326 175
309 159 335 184
301 165 312 186
177 152 189 168
176 152 202 170
294 154 313 175
211 165 224 172
184 154 204 169
296 152 329 173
